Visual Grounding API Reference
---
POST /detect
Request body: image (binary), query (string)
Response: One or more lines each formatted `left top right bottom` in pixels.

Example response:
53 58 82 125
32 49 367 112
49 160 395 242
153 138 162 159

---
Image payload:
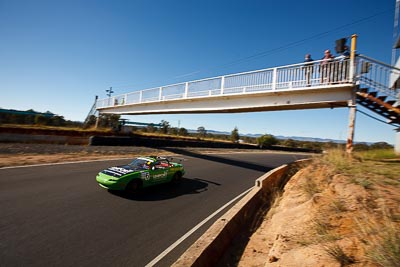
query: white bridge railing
96 58 356 109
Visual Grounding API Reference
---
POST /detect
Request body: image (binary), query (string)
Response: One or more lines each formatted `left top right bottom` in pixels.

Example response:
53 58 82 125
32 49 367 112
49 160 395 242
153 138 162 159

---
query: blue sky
0 0 397 144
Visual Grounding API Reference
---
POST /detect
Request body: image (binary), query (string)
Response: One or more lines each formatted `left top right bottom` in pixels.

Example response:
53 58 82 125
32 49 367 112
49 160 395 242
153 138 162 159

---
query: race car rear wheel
126 179 141 194
171 172 182 184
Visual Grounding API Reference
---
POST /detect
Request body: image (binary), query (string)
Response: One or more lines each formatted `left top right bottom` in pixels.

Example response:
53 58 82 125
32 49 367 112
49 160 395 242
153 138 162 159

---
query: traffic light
106 87 114 97
335 38 347 54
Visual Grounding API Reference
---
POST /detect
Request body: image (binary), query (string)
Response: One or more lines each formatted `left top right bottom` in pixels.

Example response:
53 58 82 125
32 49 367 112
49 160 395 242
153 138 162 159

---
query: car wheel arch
125 178 143 193
171 171 183 184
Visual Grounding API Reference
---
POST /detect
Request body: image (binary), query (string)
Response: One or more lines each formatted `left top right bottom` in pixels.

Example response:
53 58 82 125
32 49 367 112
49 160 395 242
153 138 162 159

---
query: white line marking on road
0 158 132 170
144 186 254 267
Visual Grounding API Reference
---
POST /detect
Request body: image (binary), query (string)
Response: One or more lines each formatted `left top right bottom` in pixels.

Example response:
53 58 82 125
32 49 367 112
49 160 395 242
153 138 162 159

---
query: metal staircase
84 96 99 126
355 55 400 127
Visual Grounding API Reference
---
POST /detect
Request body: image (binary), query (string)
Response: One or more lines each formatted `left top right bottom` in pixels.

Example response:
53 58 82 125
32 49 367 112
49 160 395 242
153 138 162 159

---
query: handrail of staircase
355 55 400 99
84 96 99 125
358 54 400 71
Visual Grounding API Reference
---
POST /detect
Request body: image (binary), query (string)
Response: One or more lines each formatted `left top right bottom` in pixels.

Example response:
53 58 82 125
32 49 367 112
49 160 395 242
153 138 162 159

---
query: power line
205 8 391 72
111 8 391 90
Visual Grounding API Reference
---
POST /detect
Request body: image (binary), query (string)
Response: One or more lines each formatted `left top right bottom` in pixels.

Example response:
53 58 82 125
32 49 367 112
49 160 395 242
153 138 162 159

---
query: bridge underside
97 85 354 115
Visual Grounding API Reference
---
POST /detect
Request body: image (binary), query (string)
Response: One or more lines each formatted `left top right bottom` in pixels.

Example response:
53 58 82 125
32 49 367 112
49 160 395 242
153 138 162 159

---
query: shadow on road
162 147 273 173
109 177 209 201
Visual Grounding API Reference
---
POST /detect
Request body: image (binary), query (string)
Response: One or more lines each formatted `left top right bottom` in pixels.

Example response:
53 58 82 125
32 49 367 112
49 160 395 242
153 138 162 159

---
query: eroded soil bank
233 155 400 267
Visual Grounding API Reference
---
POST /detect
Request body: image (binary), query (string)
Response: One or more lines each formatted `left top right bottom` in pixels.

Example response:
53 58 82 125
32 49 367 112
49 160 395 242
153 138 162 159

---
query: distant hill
189 129 356 144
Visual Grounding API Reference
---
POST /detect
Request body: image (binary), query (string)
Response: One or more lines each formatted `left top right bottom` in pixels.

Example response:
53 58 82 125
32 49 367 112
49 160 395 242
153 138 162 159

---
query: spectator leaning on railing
303 53 314 87
320 49 335 84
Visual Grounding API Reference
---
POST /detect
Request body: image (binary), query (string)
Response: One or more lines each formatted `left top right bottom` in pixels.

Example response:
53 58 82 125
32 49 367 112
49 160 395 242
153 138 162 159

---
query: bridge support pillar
95 116 100 129
346 105 356 154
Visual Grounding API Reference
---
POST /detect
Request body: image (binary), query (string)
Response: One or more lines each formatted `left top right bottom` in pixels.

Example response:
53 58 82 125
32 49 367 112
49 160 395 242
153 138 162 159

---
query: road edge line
0 158 132 169
144 187 254 267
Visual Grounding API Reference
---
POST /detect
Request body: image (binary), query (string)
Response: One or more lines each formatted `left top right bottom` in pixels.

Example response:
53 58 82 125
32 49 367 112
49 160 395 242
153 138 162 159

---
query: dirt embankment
0 125 118 137
235 156 400 267
0 143 171 167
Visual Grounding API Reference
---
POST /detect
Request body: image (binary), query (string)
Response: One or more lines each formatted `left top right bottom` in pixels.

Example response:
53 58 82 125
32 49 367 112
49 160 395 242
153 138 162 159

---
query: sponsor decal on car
141 172 150 181
152 171 168 180
103 166 134 177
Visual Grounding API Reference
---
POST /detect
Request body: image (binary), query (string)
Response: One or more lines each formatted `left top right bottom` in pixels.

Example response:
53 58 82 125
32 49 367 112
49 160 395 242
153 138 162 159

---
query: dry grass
331 199 348 213
1 123 113 133
356 207 400 267
318 149 400 266
324 244 355 266
301 178 321 199
356 149 398 160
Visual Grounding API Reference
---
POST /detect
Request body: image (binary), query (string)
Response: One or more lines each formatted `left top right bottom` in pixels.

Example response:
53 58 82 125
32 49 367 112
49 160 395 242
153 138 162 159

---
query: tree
168 127 178 135
281 138 297 148
178 127 188 136
97 114 120 129
230 127 240 143
354 143 370 151
50 116 66 126
34 115 48 125
370 142 393 150
160 120 170 134
257 134 278 148
197 126 206 138
146 123 156 133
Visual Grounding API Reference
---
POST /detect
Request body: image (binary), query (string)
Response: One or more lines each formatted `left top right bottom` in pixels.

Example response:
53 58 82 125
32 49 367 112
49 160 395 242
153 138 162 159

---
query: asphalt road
0 150 309 267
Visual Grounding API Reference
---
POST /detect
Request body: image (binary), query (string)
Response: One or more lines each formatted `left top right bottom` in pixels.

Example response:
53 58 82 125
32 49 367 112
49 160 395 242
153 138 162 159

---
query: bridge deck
95 56 399 115
100 84 354 115
97 59 356 115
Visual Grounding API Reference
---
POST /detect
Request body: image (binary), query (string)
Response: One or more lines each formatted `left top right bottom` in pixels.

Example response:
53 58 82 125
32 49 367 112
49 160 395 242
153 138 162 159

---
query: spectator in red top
320 49 334 83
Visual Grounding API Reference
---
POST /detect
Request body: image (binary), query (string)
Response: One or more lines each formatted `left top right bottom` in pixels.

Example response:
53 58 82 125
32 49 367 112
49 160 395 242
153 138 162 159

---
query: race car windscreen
129 158 151 170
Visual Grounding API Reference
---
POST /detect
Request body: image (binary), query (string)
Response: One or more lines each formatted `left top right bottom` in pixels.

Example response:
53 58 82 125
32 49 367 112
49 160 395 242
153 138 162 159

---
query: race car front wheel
126 180 141 194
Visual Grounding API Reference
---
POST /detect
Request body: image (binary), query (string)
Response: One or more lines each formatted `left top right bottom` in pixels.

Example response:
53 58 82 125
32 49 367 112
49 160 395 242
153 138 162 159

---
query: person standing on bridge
336 45 350 82
303 54 314 87
320 49 334 84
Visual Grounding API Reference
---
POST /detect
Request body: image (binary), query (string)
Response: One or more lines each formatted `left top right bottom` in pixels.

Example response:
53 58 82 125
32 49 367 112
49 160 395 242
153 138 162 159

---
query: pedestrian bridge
95 55 399 126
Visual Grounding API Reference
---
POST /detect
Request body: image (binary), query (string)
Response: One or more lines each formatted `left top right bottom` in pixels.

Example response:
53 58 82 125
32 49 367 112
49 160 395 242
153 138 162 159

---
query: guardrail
96 58 353 109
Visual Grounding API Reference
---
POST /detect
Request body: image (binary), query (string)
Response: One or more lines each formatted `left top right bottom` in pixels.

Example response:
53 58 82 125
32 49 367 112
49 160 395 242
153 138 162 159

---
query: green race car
96 156 185 193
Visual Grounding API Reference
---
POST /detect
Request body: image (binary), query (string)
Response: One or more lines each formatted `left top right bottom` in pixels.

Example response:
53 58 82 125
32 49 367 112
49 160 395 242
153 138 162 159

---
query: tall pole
392 0 400 66
346 34 358 154
349 34 357 83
